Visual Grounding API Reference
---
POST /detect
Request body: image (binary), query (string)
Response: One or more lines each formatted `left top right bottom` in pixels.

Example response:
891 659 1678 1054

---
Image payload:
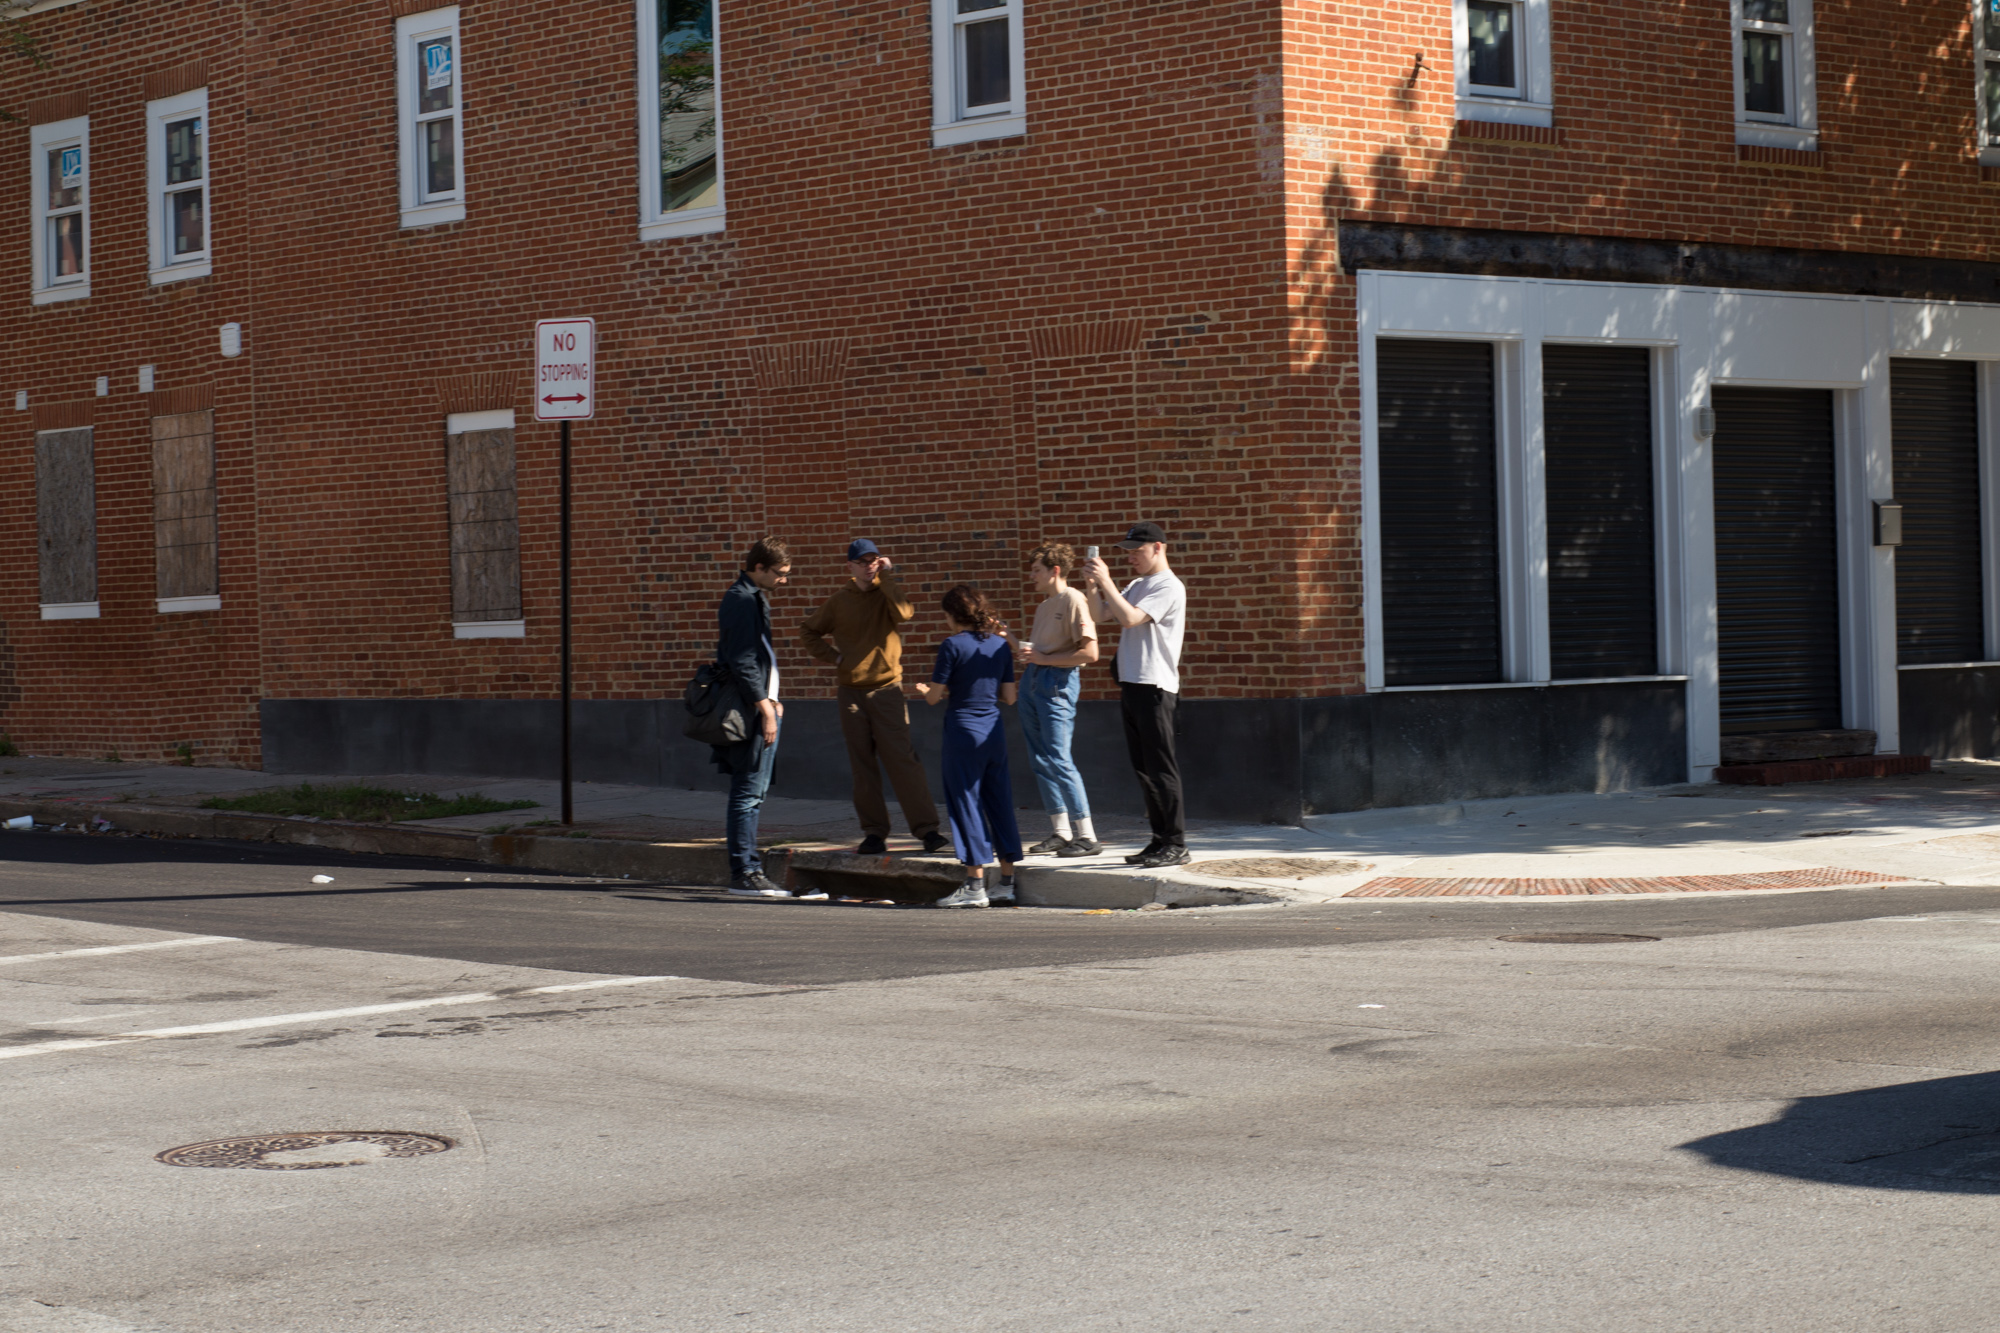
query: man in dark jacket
715 537 819 899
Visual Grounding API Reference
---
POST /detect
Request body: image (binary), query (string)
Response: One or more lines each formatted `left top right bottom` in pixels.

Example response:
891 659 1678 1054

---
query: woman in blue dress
913 584 1023 909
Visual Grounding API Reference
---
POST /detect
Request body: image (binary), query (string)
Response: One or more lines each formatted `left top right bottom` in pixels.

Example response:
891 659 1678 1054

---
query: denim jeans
726 717 780 880
1017 665 1090 818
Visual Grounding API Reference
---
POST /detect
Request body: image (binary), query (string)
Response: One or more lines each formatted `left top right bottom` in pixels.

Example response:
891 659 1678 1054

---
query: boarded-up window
153 410 218 603
36 427 96 606
448 426 520 622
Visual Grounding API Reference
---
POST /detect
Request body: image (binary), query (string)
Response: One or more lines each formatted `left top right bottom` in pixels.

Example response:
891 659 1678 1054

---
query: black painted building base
262 678 1688 822
1898 666 2000 759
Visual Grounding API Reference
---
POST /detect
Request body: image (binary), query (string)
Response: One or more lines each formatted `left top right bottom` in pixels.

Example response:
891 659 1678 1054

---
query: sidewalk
5 754 2000 905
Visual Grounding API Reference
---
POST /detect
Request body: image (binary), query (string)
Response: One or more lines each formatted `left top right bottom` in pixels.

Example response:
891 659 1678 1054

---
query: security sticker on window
59 146 82 189
424 40 453 91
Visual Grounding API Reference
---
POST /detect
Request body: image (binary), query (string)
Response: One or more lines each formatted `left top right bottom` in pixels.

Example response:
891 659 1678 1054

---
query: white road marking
0 974 680 1062
0 935 240 967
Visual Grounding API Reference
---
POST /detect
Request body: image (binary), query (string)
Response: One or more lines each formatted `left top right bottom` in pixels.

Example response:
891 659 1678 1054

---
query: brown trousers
838 683 941 838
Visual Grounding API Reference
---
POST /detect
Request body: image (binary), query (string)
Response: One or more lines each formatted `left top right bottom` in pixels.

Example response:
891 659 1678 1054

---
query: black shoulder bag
682 662 754 746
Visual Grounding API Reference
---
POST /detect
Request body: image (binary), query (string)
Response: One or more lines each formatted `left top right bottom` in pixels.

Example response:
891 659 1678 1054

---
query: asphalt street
6 833 2000 1331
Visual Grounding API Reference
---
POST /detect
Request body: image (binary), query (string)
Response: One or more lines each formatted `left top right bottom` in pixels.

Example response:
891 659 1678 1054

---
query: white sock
1074 817 1096 843
1051 812 1073 840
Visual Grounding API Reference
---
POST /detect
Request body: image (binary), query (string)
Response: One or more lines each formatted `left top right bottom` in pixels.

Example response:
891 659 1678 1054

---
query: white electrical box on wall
219 323 242 358
138 365 155 393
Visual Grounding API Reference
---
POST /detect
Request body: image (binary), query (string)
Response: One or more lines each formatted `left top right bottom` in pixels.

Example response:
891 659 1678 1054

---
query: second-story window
30 115 88 304
396 7 464 228
931 0 1024 147
1453 0 1551 127
1980 0 2000 162
637 0 724 239
1465 1 1522 96
1733 0 1816 148
147 88 209 283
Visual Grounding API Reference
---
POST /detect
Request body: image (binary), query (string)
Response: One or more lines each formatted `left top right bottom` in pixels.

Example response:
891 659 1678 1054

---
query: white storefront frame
1358 270 2000 783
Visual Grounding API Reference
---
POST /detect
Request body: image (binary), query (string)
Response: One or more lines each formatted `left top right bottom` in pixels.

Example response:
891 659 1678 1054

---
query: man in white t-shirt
1082 521 1189 868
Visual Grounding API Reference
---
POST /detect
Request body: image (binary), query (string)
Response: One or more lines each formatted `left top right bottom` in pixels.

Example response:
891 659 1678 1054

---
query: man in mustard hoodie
800 539 949 856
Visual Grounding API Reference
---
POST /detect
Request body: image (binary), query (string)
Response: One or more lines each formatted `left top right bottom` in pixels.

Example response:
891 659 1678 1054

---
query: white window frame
29 116 89 305
931 0 1025 148
1732 0 1817 150
1453 0 1553 128
145 87 211 284
396 7 465 229
635 0 725 241
1978 0 2000 166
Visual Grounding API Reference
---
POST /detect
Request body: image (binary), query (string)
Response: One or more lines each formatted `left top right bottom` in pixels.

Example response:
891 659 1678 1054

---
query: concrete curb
0 797 1277 908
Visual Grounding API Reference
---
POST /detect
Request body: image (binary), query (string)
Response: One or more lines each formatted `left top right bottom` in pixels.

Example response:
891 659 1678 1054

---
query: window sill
40 601 99 620
32 283 89 306
1898 660 2000 671
158 595 220 614
638 209 725 242
1735 122 1816 152
1454 119 1562 147
401 201 466 230
1454 96 1553 129
455 619 524 639
1737 143 1824 170
150 260 212 286
933 114 1025 148
1981 146 2000 168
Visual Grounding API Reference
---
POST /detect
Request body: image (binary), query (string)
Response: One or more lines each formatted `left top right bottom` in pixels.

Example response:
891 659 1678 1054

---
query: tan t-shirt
1030 587 1097 656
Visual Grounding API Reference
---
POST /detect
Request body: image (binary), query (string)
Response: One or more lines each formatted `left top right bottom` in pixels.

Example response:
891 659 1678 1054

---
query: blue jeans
726 717 780 880
1018 665 1090 818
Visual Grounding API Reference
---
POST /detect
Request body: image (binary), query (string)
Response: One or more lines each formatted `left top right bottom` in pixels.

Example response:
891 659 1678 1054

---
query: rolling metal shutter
1712 387 1842 734
1891 358 1984 665
1543 345 1657 679
1377 339 1501 685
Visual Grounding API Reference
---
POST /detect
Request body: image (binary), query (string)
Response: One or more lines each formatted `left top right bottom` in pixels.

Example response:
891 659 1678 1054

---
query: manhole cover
1187 857 1372 881
1497 933 1661 944
155 1131 455 1170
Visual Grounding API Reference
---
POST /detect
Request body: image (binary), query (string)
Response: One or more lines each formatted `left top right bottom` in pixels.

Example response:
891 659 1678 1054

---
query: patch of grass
202 783 537 823
0 734 18 758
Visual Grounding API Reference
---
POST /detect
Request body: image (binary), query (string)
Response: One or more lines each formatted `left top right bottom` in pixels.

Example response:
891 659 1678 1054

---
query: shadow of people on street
1682 1070 2000 1192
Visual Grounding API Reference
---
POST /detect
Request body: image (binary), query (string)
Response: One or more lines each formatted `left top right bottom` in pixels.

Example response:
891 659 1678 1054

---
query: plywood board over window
448 422 522 635
153 410 218 612
36 427 97 618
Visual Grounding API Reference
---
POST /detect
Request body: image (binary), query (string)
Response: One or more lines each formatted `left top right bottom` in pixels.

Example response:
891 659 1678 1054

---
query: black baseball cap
846 538 881 561
1116 521 1167 549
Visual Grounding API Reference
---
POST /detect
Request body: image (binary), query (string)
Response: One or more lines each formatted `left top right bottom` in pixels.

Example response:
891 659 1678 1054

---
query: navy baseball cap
1116 521 1167 549
846 538 881 561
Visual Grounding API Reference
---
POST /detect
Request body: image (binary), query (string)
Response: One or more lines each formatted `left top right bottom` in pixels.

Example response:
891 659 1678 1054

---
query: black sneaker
933 880 990 909
1025 835 1070 856
1137 845 1191 869
1124 840 1164 865
857 835 888 856
728 874 788 899
1056 838 1103 858
921 831 952 855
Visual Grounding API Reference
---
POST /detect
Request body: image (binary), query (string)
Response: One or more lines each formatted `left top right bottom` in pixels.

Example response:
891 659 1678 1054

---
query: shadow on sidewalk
1681 1070 2000 1192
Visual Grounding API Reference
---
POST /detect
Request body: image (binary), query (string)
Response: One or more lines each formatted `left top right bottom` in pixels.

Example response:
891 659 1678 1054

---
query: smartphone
1085 546 1099 559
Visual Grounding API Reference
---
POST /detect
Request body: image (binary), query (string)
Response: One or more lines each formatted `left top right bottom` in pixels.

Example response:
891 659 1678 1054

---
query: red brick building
5 0 2000 820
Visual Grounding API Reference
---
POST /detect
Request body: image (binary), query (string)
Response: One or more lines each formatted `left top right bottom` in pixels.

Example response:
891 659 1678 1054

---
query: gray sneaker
933 880 990 909
728 872 788 898
987 877 1017 904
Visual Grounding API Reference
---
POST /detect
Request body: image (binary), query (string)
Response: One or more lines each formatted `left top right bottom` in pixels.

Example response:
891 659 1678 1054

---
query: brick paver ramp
1345 868 1899 898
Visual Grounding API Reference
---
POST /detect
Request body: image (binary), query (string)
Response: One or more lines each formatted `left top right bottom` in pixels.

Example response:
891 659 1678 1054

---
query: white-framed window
396 7 464 228
1979 0 2000 165
145 88 209 284
1453 0 1552 128
29 116 88 305
931 0 1024 148
1733 0 1817 149
636 0 724 241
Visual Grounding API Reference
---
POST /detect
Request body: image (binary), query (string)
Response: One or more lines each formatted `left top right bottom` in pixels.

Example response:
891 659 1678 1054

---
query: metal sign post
534 318 596 826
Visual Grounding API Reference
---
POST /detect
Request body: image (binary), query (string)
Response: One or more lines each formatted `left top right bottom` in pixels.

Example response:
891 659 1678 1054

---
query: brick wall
0 0 1989 766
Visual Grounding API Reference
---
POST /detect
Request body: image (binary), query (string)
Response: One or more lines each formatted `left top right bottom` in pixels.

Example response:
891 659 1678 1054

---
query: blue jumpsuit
932 630 1024 868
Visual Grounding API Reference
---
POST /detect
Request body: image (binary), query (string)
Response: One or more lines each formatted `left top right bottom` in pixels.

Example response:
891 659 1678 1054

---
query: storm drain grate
155 1131 456 1170
1498 933 1661 944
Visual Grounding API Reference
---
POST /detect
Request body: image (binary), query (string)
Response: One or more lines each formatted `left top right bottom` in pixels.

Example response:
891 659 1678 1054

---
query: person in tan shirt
799 538 947 855
1020 542 1101 857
